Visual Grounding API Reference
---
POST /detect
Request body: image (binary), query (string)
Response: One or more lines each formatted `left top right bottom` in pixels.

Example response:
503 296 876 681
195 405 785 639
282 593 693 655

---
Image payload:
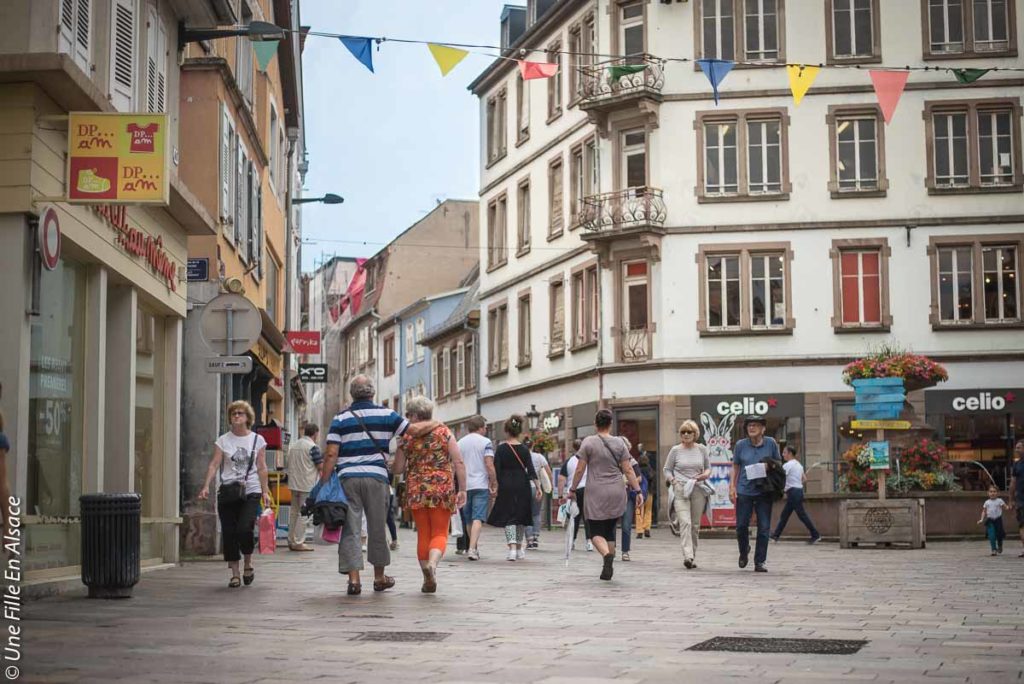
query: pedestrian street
24 529 1024 683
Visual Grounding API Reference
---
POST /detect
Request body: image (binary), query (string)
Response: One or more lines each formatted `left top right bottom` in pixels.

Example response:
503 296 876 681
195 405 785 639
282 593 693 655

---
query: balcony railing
621 326 652 363
580 55 665 106
580 187 667 234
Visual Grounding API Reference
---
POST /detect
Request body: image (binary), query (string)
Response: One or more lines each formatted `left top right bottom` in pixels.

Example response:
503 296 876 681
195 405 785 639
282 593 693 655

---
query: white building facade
472 0 1024 520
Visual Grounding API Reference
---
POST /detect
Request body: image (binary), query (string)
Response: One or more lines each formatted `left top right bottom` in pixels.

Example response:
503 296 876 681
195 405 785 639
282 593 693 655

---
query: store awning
260 308 290 353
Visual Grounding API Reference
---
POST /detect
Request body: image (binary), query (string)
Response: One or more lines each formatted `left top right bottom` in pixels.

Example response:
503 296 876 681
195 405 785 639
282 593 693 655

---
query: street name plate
851 420 911 430
206 356 252 374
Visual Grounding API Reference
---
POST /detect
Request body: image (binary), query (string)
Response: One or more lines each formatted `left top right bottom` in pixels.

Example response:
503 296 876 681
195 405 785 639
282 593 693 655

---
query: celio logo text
717 397 771 416
952 392 1010 411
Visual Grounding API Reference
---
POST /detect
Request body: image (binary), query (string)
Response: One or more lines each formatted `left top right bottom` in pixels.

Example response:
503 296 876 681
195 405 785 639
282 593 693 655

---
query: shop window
833 400 860 490
929 235 1023 328
830 239 893 331
135 308 163 518
930 410 1019 491
698 243 795 335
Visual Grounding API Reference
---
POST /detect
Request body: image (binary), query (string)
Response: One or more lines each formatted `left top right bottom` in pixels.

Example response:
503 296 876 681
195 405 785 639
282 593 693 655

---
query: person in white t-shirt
560 439 592 551
526 448 553 549
199 400 273 588
770 445 820 544
456 416 497 561
978 485 1007 556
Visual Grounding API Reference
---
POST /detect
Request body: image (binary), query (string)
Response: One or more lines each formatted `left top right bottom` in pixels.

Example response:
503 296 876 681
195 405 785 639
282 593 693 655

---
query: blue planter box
853 378 906 419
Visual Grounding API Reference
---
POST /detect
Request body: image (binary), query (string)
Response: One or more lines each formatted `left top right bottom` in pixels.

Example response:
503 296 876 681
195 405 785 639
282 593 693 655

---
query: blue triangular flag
340 36 374 73
697 58 734 105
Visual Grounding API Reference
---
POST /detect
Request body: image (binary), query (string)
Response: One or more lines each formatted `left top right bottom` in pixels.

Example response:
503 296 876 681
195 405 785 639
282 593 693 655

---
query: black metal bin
80 493 141 598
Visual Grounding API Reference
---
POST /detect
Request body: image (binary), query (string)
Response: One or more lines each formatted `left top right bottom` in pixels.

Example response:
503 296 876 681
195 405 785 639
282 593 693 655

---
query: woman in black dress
487 414 540 561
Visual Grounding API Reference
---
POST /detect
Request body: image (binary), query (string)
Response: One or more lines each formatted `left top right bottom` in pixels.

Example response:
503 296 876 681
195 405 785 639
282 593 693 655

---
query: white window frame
835 116 879 191
831 0 874 58
108 0 137 111
145 3 167 113
703 0 736 60
706 254 741 330
744 0 780 61
937 246 974 323
405 323 415 366
982 245 1019 322
415 317 426 361
840 250 883 325
60 0 92 73
973 0 1009 51
746 119 782 194
456 341 466 391
933 112 970 187
749 253 786 329
622 129 647 190
622 261 650 333
442 348 451 397
929 0 965 53
620 1 645 59
978 109 1015 186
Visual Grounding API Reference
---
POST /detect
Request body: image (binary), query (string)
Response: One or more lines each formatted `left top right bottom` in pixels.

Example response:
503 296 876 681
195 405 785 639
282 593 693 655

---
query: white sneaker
586 540 594 552
516 547 526 560
506 549 516 561
468 549 480 561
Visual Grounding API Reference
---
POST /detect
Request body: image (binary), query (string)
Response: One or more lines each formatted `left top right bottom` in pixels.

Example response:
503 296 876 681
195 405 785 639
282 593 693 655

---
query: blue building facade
396 289 467 404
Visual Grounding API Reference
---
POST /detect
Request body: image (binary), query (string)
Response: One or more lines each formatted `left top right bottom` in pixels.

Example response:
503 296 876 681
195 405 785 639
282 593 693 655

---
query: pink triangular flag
519 60 558 80
869 70 910 124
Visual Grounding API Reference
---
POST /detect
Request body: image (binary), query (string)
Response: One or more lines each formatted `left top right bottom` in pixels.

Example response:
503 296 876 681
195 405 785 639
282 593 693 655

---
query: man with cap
729 415 780 573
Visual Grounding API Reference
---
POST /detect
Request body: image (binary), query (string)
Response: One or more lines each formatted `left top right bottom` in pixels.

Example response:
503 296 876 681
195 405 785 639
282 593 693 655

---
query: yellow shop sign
67 112 169 205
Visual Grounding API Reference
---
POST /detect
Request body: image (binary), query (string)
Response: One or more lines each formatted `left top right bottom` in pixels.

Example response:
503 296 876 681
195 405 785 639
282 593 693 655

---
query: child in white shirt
978 485 1007 556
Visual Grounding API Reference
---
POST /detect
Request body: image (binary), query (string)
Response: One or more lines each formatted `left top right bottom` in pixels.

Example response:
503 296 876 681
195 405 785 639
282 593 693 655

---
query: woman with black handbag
487 414 541 562
199 400 273 587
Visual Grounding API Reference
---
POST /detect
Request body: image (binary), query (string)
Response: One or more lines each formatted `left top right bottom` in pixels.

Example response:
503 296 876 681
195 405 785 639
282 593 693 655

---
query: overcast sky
297 0 511 271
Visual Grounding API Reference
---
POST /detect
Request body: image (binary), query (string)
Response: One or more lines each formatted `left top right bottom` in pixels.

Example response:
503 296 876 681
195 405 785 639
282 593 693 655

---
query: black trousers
572 487 592 541
218 493 260 562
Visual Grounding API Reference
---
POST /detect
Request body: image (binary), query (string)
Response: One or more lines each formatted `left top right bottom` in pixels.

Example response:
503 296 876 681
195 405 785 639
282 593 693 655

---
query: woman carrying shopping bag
198 401 273 587
393 396 467 593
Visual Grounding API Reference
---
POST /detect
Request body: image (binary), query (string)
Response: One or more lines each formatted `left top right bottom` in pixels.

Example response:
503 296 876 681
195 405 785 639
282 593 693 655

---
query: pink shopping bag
321 525 341 544
258 508 276 554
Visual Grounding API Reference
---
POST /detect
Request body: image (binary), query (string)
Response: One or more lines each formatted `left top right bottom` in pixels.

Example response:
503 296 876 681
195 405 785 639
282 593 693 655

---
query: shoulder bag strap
243 434 257 479
350 410 392 474
507 443 529 475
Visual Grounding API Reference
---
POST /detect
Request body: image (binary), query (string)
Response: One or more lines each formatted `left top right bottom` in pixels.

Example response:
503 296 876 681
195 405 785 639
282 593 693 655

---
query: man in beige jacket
286 423 323 551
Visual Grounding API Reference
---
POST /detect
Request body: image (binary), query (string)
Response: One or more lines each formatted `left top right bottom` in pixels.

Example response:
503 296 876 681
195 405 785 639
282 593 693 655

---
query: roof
376 287 470 331
420 278 480 347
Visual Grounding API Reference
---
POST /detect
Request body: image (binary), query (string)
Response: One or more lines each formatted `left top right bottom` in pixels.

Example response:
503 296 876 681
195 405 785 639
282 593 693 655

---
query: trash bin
80 493 141 598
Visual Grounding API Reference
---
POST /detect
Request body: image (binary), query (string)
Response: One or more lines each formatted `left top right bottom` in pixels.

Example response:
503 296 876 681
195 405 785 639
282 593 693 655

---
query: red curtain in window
841 251 881 324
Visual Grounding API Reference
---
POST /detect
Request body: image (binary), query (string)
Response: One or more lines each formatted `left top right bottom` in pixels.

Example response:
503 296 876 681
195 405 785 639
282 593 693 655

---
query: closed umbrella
559 499 580 566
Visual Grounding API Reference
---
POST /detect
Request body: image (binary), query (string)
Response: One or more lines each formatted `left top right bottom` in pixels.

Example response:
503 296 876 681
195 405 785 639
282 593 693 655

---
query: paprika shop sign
93 204 177 291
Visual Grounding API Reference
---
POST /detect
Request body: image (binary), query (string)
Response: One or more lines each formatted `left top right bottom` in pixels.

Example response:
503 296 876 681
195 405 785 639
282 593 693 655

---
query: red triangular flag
869 70 910 124
519 60 558 80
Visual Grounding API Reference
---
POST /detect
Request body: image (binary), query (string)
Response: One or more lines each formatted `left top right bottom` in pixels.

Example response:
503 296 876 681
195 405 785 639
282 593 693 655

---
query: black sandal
347 582 362 595
242 568 255 586
373 575 395 592
228 576 241 588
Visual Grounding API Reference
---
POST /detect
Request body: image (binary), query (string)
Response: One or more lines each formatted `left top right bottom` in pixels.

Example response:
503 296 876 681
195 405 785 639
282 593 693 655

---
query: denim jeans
527 484 542 540
620 497 635 553
735 493 773 566
985 517 1005 551
772 488 820 540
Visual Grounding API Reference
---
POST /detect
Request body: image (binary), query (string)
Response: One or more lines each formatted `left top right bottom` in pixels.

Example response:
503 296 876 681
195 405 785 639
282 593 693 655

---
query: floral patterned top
400 423 456 511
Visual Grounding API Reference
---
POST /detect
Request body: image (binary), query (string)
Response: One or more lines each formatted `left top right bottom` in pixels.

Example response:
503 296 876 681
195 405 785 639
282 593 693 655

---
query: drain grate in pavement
356 631 450 643
687 636 867 655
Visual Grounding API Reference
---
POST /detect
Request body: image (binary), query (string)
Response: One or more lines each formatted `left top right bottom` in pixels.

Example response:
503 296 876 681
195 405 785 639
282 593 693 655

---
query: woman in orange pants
394 396 467 593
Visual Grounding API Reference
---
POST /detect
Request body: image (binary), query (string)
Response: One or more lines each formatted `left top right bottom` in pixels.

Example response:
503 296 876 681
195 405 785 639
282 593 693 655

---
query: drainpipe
283 130 298 438
594 0 605 410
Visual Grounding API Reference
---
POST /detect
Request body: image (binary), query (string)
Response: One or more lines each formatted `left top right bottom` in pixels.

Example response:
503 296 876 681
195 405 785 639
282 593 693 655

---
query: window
517 179 531 255
925 100 1021 193
698 0 785 63
827 106 887 196
620 260 652 362
431 351 440 398
405 323 415 366
234 143 248 252
449 345 458 396
364 263 376 293
465 338 477 388
622 129 647 189
145 3 167 113
620 1 646 61
826 0 879 62
516 73 529 144
456 341 466 391
830 239 893 331
269 106 280 189
548 157 564 238
547 43 563 121
549 279 565 356
925 0 1015 57
568 26 583 103
929 236 1023 327
697 109 791 201
236 3 254 105
442 348 451 397
220 105 237 228
59 0 92 73
383 334 396 377
266 257 279 324
571 146 585 222
571 263 599 348
697 243 795 335
108 0 136 111
487 194 508 269
488 302 509 375
358 326 368 366
487 88 508 164
415 317 425 361
518 293 532 367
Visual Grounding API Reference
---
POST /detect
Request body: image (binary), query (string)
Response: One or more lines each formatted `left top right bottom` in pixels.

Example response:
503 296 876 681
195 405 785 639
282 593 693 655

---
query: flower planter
839 498 925 549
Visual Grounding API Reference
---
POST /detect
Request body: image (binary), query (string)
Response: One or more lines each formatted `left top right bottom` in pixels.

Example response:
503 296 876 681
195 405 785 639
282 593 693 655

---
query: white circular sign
38 205 61 271
199 293 262 356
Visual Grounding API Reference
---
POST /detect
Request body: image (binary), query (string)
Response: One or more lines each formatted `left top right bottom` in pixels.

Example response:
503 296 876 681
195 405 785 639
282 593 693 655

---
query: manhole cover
356 631 450 642
864 508 894 534
688 637 867 655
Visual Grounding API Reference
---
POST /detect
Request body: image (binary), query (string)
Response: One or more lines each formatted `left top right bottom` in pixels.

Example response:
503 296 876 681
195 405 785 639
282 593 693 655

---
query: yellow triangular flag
786 65 820 107
428 43 469 77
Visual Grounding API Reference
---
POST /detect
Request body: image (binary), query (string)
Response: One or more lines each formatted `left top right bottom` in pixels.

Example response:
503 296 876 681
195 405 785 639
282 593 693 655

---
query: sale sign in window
67 113 169 205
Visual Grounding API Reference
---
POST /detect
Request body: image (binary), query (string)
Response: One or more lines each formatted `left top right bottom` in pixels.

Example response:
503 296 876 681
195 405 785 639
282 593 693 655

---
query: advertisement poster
700 411 737 527
67 112 169 204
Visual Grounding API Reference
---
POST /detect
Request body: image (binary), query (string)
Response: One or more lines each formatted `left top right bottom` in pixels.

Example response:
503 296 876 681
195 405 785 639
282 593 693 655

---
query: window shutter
248 161 257 266
59 0 75 57
431 353 439 398
109 0 136 111
74 0 91 71
456 341 465 391
145 5 166 113
415 318 425 361
220 105 231 222
235 143 246 250
255 179 263 279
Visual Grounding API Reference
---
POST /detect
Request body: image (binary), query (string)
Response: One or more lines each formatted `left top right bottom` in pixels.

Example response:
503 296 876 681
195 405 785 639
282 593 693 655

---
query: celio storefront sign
93 204 177 291
926 388 1019 415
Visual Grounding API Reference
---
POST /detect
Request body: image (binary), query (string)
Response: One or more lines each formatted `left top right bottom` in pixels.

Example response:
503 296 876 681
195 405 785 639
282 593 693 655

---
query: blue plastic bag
315 471 348 506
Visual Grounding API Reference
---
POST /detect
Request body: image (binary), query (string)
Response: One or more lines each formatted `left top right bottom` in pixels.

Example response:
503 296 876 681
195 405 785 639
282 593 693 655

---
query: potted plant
839 439 959 495
842 344 949 392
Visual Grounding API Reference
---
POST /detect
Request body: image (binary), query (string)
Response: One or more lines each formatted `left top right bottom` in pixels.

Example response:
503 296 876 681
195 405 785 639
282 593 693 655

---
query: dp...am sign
67 112 169 204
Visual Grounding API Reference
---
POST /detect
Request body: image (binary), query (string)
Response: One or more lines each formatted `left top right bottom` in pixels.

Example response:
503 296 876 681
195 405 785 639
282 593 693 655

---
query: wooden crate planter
839 499 925 549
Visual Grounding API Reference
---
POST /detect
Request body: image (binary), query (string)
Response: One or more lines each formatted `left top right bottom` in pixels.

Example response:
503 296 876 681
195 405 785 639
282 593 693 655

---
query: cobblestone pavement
24 527 1024 684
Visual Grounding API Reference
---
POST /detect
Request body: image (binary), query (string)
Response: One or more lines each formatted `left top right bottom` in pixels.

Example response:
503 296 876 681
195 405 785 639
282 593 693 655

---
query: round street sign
199 293 262 356
38 205 61 271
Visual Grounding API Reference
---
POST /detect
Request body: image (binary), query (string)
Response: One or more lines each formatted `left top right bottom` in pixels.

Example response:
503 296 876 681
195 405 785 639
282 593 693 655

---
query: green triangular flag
609 64 648 81
253 40 279 73
952 68 990 84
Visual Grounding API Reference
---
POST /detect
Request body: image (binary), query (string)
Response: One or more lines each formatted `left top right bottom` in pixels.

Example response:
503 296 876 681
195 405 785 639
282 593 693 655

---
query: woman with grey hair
664 419 712 569
393 396 467 593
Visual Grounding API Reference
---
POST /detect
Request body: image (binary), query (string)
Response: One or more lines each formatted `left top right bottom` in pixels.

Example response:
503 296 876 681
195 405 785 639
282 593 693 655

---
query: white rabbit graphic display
700 411 738 519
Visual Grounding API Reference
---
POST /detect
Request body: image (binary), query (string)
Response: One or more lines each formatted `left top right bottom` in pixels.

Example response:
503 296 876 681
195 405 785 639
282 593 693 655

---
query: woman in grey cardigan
664 419 712 569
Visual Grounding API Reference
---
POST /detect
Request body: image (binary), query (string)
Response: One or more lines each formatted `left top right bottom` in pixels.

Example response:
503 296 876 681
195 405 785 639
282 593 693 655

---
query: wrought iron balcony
621 326 652 364
580 187 667 234
579 55 665 109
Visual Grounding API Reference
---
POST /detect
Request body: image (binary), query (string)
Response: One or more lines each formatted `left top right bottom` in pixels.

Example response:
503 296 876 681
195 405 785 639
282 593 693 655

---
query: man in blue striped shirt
322 375 408 595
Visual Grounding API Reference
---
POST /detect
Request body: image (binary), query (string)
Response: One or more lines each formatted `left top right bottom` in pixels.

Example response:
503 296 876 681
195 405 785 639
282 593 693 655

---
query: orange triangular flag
869 70 910 124
519 60 558 80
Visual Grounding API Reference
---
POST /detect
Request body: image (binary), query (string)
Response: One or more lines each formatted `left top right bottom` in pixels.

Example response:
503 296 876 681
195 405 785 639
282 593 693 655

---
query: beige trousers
672 483 707 562
288 491 309 546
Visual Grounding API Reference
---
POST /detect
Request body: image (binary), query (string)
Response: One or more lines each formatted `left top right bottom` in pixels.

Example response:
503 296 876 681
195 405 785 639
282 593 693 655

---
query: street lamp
526 404 540 432
293 193 344 205
178 20 286 49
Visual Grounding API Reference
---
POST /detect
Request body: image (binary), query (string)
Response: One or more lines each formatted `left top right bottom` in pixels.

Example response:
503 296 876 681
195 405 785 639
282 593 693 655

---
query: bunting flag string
608 63 647 81
869 70 910 124
952 68 991 84
519 60 559 80
428 43 469 76
696 58 734 105
339 36 375 73
252 40 279 73
787 65 820 107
